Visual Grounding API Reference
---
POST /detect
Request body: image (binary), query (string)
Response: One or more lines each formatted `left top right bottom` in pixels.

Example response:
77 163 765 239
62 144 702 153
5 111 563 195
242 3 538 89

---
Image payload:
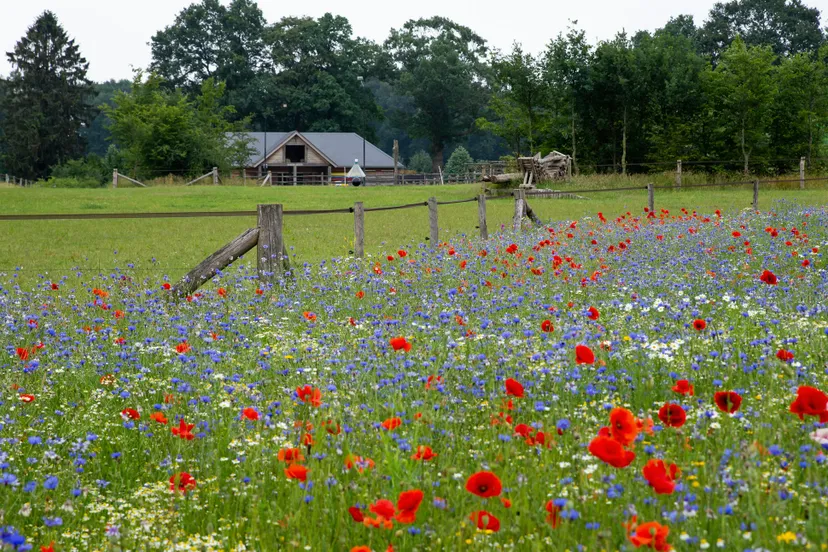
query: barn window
286 145 305 163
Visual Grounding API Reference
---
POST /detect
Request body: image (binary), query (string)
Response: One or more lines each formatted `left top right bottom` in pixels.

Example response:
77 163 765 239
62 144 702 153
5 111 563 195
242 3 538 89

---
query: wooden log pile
482 151 571 187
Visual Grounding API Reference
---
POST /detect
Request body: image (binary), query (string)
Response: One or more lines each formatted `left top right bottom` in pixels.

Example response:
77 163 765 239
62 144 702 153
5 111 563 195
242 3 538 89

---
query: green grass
1 176 826 280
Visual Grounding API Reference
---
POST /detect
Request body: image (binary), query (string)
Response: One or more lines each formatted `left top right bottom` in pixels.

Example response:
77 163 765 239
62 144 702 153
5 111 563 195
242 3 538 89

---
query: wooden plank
524 200 541 225
513 189 525 230
648 183 655 213
477 194 488 239
676 160 682 188
185 172 212 186
118 173 147 187
428 197 439 245
172 227 259 296
800 157 805 189
753 180 759 210
354 202 365 258
257 204 286 282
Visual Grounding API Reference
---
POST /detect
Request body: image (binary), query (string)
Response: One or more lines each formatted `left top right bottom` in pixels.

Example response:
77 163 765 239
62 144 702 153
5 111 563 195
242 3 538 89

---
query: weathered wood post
513 189 525 230
800 157 805 189
647 183 654 213
393 140 400 186
212 167 219 185
477 194 488 239
566 157 572 182
354 202 365 258
257 204 285 281
428 197 439 245
753 180 759 211
113 169 118 189
676 160 682 188
4 174 8 184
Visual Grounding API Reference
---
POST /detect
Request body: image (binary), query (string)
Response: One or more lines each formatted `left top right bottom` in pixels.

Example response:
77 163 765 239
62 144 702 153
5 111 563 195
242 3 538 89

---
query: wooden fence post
393 140 399 185
647 183 654 213
113 169 118 189
257 204 285 281
354 202 365 258
800 157 805 189
477 194 488 239
513 189 525 230
5 174 9 184
753 180 759 211
428 197 439 245
676 160 682 188
213 167 219 185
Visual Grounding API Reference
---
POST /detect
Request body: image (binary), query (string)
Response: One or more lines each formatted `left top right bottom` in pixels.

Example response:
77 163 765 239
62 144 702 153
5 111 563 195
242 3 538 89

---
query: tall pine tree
1 11 93 179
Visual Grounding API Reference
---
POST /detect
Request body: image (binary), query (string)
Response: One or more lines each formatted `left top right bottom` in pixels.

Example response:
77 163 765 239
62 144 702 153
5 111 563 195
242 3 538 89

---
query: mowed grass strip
1 181 826 278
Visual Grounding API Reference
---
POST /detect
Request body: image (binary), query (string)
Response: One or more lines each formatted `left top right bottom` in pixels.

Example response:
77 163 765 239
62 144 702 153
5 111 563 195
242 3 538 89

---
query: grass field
1 176 826 283
0 195 826 551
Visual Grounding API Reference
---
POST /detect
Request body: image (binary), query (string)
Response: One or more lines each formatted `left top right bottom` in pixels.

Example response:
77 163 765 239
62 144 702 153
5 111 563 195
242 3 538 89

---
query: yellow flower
777 532 797 544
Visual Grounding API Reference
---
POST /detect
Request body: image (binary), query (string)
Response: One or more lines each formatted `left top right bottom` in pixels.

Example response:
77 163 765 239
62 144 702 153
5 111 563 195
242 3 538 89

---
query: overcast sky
2 0 826 81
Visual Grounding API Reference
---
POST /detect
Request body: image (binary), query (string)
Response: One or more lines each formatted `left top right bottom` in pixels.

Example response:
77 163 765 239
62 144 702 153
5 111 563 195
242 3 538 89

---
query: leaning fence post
354 202 365 258
428 197 439 246
753 180 759 211
113 169 118 189
477 194 488 239
800 157 805 189
676 160 682 188
257 204 285 281
647 183 654 213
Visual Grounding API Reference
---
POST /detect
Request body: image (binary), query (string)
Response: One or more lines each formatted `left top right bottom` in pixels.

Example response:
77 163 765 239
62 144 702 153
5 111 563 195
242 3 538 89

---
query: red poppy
411 445 437 461
540 319 554 332
114 310 125 319
504 378 524 398
120 408 140 421
545 500 561 528
395 489 424 523
514 423 532 437
278 448 305 464
390 337 412 352
169 472 197 493
789 386 828 422
382 417 402 431
714 391 742 414
348 506 364 522
588 436 635 468
776 349 794 362
627 519 671 551
642 459 680 495
692 319 706 331
465 471 502 498
657 403 686 428
356 290 365 299
759 269 778 285
50 283 59 290
609 408 639 446
575 344 595 365
175 342 191 354
672 379 694 396
351 546 371 552
162 283 171 290
398 249 407 258
369 499 396 520
16 347 29 361
587 306 600 320
255 288 264 295
20 394 35 403
171 419 196 440
285 463 308 481
469 510 500 532
296 385 322 407
242 407 259 421
150 412 168 425
425 375 442 390
324 419 341 435
303 311 317 322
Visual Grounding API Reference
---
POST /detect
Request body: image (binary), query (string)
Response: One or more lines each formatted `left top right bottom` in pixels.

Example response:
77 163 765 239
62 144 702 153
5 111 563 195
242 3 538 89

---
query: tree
700 0 825 61
150 0 267 121
386 17 490 171
84 80 132 156
255 14 389 137
444 146 474 174
104 72 254 178
706 37 777 173
1 11 93 179
407 150 432 173
477 43 546 156
543 25 593 174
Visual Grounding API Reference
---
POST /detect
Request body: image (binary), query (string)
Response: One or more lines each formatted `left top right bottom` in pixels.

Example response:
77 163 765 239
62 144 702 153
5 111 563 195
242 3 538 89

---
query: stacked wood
481 151 571 186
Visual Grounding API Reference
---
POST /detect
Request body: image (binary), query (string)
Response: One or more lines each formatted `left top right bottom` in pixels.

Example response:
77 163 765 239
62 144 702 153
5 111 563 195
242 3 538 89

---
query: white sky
1 0 826 81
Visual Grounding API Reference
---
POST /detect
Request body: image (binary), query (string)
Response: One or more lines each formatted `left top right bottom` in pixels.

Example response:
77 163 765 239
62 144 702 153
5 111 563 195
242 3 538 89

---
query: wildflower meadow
1 200 827 552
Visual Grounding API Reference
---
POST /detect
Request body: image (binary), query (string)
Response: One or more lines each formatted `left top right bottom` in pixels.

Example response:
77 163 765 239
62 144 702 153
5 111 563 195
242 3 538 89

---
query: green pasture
1 177 826 281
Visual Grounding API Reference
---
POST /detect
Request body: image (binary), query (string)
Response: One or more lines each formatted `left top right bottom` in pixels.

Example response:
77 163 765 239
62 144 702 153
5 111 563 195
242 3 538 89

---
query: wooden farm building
238 131 400 185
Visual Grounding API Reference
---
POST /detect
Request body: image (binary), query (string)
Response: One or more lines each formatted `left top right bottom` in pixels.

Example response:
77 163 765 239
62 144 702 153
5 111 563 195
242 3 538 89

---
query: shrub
444 146 473 175
407 150 432 173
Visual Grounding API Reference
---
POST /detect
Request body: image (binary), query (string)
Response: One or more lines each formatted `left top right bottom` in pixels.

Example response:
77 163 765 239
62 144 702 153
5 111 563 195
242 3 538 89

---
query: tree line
1 0 827 182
